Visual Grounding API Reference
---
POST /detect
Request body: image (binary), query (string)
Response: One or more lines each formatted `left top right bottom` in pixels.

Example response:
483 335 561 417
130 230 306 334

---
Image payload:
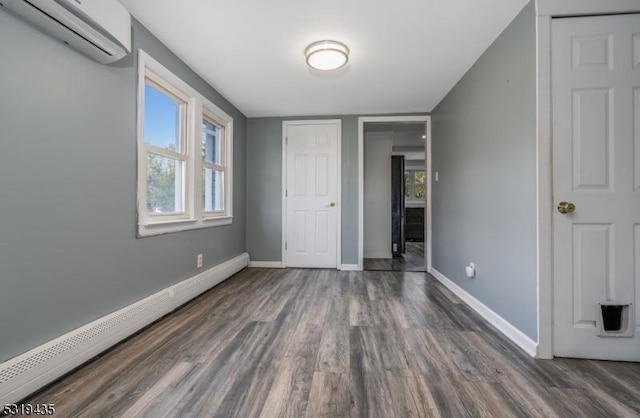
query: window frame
404 169 426 202
141 74 191 221
201 110 229 217
137 50 233 237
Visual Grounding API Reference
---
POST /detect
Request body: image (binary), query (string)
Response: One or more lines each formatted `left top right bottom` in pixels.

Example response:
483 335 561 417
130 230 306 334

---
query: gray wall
246 116 358 264
430 1 537 339
363 132 392 258
0 12 246 362
405 160 425 169
246 114 428 264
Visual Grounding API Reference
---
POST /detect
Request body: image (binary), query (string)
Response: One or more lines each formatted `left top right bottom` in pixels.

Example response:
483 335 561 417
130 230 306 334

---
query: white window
404 169 425 200
201 114 226 214
137 50 233 236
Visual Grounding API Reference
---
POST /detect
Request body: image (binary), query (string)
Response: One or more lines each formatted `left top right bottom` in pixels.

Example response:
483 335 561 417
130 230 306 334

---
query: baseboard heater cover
0 252 249 405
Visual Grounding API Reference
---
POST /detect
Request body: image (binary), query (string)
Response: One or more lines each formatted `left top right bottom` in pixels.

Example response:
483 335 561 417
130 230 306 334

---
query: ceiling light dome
305 40 349 71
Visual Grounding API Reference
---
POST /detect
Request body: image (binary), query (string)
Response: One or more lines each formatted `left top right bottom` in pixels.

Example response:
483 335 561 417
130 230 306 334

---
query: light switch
435 171 439 182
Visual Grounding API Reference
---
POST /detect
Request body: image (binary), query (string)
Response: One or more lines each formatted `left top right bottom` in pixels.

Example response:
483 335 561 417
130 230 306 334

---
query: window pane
202 118 222 165
203 168 224 212
404 171 411 198
147 153 183 214
144 83 181 151
414 170 425 199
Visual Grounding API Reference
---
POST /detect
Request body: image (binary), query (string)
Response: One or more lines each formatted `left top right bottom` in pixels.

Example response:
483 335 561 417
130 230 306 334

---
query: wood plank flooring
364 242 425 272
16 268 640 417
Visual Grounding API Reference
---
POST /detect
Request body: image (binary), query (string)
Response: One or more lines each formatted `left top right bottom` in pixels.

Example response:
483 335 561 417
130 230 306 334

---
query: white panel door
552 14 640 360
285 123 339 268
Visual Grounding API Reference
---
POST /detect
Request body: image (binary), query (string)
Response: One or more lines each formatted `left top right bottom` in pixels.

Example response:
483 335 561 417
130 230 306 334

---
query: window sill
138 216 233 237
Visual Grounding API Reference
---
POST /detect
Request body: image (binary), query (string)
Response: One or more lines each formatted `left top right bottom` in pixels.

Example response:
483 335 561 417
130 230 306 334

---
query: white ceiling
119 0 529 118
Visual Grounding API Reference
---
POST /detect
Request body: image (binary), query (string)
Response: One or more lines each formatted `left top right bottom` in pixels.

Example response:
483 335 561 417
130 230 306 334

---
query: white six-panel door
284 122 339 268
552 14 640 360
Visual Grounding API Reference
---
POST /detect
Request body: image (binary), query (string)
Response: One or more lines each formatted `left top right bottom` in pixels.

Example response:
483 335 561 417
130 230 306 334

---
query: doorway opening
358 116 431 272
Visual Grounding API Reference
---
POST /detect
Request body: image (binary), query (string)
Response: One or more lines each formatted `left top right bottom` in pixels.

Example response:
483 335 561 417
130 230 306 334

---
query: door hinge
285 242 288 250
286 136 288 144
285 189 288 197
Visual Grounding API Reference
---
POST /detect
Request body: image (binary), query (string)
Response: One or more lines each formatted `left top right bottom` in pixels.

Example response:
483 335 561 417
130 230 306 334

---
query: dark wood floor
364 242 425 271
17 268 640 417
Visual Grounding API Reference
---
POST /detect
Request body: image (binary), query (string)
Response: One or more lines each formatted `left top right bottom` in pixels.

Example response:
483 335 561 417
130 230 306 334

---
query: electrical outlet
197 254 203 269
465 262 475 278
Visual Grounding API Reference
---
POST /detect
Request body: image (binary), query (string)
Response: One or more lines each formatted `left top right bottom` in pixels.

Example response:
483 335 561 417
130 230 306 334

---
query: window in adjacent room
413 170 425 199
137 50 233 236
404 169 426 200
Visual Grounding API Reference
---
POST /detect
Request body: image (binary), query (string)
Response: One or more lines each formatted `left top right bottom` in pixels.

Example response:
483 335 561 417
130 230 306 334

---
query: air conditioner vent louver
1 0 131 64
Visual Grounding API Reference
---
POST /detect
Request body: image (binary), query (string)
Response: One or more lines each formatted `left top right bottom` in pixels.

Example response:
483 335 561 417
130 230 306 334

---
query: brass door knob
557 201 575 214
326 202 336 208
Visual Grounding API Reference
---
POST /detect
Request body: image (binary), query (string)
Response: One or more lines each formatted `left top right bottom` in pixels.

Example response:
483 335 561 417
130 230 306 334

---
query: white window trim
201 109 233 219
136 49 233 237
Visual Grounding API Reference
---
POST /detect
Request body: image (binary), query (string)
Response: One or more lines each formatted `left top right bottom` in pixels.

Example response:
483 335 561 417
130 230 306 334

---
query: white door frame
535 0 640 359
282 119 342 268
358 115 432 271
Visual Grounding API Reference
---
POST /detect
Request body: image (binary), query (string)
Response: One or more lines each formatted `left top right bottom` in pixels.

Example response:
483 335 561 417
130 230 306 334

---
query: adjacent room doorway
358 116 431 272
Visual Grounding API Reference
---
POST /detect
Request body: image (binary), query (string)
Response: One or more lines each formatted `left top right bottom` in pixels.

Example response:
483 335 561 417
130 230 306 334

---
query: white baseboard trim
429 267 538 357
0 252 249 405
339 264 360 271
248 261 284 268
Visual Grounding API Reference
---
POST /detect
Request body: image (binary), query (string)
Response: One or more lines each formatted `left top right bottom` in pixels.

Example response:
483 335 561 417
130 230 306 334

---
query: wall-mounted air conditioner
0 0 131 64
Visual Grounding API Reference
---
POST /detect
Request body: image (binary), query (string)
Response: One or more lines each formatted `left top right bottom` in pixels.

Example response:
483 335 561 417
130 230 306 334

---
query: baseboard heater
0 252 249 405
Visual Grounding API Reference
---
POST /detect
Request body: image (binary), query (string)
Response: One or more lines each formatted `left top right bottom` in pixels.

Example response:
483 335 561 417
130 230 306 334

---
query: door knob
326 202 336 208
557 201 575 214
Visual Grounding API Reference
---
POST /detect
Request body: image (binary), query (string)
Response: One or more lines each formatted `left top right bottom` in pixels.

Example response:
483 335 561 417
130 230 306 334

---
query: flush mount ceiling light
305 40 349 71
